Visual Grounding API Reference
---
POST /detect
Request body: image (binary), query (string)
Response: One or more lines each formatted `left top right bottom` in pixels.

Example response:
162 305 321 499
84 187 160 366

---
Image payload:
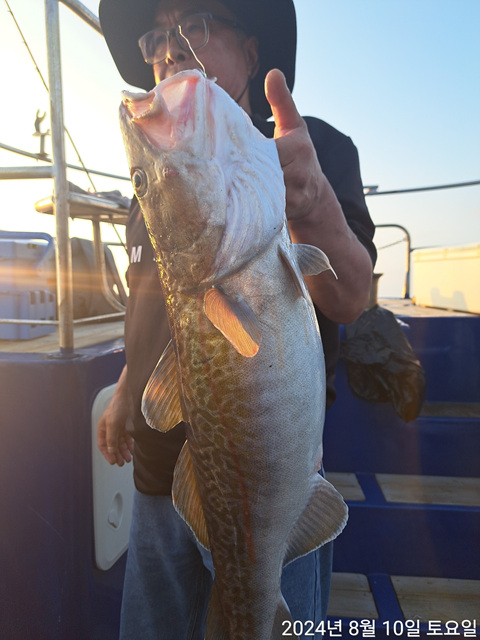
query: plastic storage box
0 232 57 340
0 290 56 339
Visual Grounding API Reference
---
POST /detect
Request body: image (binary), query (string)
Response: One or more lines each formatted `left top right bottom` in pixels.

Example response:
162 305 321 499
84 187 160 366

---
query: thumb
265 68 303 137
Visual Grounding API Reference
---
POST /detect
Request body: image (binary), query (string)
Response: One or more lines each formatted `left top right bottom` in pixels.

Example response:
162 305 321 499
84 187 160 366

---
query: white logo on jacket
130 245 143 263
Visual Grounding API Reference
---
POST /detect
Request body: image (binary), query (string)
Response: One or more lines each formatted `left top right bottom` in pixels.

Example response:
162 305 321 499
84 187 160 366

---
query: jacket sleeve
304 116 377 267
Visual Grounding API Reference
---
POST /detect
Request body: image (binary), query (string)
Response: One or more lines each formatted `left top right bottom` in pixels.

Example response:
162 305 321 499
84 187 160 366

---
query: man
97 1 376 638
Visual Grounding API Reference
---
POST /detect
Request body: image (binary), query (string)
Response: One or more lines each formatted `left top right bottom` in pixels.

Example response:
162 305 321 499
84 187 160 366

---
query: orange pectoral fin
204 287 261 358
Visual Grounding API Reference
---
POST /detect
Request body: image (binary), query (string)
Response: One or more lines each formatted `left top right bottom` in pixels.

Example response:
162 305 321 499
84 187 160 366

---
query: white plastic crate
412 244 480 314
0 290 56 340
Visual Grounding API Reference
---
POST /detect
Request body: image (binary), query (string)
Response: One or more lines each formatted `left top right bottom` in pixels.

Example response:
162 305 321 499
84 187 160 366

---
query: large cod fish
120 69 348 640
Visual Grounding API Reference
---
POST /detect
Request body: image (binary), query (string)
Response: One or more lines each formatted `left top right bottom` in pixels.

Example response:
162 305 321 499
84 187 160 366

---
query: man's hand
97 365 134 466
264 68 373 324
265 68 327 222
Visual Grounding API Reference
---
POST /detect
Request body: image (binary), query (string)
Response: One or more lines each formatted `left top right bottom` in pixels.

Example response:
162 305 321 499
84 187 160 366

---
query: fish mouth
121 69 213 152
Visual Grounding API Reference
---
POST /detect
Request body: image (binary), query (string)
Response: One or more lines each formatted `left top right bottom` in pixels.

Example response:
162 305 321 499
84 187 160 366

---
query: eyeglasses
138 12 246 65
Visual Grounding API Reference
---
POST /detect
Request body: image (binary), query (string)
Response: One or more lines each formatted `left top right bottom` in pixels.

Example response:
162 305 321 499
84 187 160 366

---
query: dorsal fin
204 287 261 358
141 340 184 431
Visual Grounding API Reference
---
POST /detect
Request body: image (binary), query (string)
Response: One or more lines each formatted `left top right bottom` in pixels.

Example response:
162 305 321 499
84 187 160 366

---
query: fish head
120 70 226 288
120 69 285 290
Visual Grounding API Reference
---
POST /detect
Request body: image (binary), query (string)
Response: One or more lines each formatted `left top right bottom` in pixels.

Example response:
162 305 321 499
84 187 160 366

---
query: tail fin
204 583 227 640
205 585 298 640
272 598 297 640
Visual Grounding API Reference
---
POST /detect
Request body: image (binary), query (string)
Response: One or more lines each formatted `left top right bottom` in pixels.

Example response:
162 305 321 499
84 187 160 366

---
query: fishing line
178 26 207 77
177 26 256 108
235 59 259 105
235 75 252 106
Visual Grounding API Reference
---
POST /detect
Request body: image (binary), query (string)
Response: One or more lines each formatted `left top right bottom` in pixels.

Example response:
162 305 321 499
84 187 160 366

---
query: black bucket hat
99 0 297 118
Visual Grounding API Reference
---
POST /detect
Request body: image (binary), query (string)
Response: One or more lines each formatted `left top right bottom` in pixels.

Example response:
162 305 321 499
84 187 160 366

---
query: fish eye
131 168 148 198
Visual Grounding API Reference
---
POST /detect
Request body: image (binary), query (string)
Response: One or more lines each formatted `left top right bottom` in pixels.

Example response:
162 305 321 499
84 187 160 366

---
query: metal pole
60 0 102 34
376 223 411 299
45 0 75 355
0 166 53 180
0 141 129 181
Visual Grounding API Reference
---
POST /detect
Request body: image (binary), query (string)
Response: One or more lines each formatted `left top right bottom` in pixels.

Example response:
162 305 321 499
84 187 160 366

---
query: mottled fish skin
119 70 348 640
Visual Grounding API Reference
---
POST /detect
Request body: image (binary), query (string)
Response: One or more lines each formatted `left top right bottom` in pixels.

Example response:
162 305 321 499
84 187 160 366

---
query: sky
0 0 479 297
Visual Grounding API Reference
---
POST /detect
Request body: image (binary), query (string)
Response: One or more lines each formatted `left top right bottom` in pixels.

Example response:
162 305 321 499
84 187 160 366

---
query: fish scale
119 69 349 640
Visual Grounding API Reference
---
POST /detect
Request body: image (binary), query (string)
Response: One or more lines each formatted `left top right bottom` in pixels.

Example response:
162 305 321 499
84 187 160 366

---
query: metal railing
1 0 418 352
0 0 125 356
0 140 130 182
47 0 81 354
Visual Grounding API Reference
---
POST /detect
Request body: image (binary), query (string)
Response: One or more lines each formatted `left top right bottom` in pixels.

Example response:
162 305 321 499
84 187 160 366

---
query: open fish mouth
121 70 213 152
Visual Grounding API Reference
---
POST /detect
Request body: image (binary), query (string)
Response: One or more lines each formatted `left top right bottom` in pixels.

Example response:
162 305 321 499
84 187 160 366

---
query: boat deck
328 572 480 624
377 298 476 318
326 471 480 628
326 471 480 507
0 319 124 354
324 295 480 634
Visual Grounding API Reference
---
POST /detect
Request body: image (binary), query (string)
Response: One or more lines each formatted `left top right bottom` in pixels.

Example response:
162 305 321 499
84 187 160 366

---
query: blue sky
1 0 479 296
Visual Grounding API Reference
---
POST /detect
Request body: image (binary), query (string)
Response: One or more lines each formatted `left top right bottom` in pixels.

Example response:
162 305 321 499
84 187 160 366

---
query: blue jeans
119 489 333 640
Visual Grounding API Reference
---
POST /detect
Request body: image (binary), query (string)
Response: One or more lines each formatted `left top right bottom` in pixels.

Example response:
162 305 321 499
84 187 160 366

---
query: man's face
151 0 258 113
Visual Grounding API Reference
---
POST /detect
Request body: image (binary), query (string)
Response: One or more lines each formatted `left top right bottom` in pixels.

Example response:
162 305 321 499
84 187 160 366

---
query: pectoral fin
279 243 338 300
204 287 261 358
294 243 338 279
279 245 308 298
283 474 348 567
172 442 210 550
141 340 184 432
